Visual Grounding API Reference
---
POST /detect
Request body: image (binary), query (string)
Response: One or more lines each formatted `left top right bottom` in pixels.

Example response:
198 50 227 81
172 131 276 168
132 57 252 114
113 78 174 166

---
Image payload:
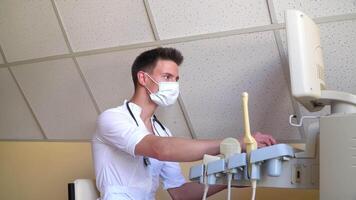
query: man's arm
135 132 276 162
135 135 222 162
167 182 226 200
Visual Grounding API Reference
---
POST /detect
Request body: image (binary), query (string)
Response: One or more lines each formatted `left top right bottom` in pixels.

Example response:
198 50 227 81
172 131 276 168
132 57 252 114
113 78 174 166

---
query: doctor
92 47 276 200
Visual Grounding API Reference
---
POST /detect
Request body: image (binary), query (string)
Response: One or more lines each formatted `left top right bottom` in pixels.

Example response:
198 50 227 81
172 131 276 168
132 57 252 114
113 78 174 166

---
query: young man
92 47 276 200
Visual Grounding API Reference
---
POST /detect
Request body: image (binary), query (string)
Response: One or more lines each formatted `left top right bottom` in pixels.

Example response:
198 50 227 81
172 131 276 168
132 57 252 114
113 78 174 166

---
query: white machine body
286 9 326 112
189 9 356 200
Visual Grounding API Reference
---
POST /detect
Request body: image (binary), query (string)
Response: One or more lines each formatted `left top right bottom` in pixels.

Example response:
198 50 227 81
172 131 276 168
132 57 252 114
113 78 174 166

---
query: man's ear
137 71 147 86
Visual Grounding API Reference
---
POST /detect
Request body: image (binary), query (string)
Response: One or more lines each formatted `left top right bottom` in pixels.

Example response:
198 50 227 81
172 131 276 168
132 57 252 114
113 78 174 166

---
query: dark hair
131 47 183 87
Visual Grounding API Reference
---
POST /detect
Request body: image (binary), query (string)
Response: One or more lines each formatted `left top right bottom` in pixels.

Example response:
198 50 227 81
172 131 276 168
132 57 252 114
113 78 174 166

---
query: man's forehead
153 60 179 74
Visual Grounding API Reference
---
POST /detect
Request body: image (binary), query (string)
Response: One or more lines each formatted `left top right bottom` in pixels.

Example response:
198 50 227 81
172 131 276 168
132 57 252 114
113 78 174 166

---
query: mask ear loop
143 72 159 94
144 72 159 85
144 85 154 94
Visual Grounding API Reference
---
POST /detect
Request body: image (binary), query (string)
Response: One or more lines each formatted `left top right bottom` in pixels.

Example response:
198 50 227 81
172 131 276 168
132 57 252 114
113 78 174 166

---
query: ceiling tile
0 0 69 62
76 49 143 111
54 0 155 51
319 20 356 94
77 49 191 138
171 31 300 141
11 59 98 140
148 0 271 39
272 0 356 23
0 68 43 139
0 54 4 64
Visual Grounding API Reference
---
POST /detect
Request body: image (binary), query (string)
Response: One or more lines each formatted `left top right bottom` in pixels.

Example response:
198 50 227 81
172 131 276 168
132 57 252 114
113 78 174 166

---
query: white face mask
144 73 179 107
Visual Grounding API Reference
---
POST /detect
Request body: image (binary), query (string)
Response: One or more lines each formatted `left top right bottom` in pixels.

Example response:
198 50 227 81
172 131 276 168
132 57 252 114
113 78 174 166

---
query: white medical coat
92 100 186 200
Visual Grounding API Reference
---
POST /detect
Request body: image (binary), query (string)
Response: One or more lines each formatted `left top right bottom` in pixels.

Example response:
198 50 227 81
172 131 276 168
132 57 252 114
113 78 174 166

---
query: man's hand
253 132 277 148
239 132 277 151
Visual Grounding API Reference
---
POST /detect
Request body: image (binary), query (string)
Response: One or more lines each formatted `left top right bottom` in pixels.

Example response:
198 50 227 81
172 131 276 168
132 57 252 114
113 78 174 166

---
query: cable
227 173 232 200
202 184 209 200
219 138 241 200
251 180 256 200
202 155 220 200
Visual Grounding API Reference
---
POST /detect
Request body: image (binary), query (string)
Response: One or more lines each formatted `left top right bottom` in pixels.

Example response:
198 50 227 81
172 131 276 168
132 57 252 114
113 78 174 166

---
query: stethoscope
126 101 169 166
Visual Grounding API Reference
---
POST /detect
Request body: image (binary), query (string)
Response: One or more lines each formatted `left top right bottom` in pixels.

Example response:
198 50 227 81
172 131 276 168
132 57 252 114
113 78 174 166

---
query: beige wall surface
0 141 318 200
0 141 95 200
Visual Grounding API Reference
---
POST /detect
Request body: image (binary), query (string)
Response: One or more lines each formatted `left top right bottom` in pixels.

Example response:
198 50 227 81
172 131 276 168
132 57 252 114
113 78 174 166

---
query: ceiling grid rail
50 0 101 115
1 1 356 142
143 0 198 139
6 67 48 139
0 45 8 64
0 12 355 69
1 42 47 139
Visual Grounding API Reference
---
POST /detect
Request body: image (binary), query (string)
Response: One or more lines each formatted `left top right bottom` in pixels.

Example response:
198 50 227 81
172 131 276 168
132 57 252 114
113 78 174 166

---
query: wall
0 141 94 200
0 141 318 200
